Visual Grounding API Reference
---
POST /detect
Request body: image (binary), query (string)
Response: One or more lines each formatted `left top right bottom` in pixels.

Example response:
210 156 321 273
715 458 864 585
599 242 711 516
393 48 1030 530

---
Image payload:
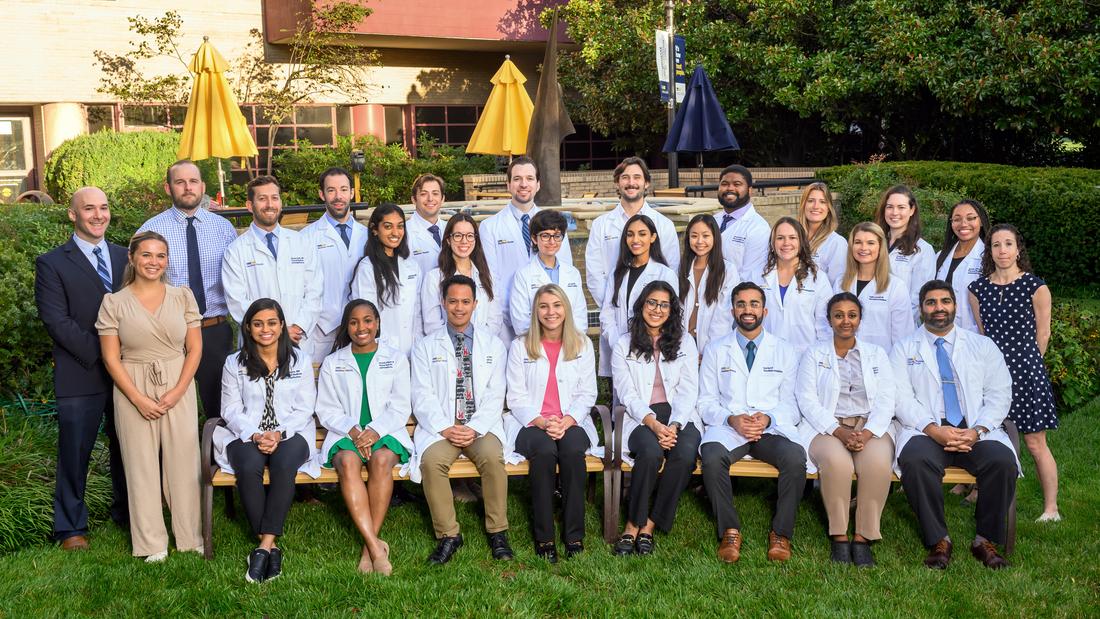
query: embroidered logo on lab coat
316 242 336 250
762 366 782 374
869 295 886 302
335 365 355 373
377 360 395 370
289 369 303 379
290 256 305 264
497 239 514 245
245 260 263 268
413 249 429 256
431 355 447 364
906 356 924 366
720 366 735 373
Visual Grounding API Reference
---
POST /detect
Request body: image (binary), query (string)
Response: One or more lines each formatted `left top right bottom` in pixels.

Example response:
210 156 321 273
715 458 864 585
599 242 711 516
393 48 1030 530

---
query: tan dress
96 285 202 557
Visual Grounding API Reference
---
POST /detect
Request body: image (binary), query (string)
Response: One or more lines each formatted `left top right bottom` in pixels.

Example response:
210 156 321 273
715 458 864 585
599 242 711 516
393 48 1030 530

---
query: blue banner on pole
657 33 687 103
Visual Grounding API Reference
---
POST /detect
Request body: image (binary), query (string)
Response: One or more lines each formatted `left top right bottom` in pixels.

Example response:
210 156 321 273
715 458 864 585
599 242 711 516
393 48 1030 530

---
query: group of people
34 155 1059 582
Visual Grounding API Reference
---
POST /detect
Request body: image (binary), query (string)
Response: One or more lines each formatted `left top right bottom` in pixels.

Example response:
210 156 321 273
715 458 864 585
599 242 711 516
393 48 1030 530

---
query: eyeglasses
644 299 671 311
536 232 564 243
449 233 476 242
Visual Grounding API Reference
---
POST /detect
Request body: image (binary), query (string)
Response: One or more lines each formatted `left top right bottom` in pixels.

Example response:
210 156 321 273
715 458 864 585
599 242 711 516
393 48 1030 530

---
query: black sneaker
266 547 283 581
488 531 514 561
535 541 558 564
245 548 269 583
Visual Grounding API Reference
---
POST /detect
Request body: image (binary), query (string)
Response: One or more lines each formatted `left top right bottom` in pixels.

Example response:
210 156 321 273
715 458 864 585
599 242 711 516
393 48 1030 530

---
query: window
411 105 482 149
561 125 622 171
235 105 336 180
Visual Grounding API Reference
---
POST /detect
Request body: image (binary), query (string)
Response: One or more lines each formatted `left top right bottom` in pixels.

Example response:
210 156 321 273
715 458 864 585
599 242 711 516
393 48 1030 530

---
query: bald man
34 186 129 550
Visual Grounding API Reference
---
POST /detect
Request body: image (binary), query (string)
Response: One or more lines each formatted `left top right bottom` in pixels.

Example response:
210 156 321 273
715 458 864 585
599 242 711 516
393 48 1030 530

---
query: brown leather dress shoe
717 529 742 563
60 535 89 551
766 531 791 562
970 540 1009 570
923 538 952 569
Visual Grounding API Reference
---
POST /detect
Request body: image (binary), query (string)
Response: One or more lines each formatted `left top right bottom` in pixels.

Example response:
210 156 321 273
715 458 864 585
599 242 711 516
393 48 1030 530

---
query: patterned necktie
265 232 278 259
185 217 207 315
720 213 735 232
337 223 351 249
454 333 475 425
521 213 531 256
259 372 278 432
934 337 964 426
745 340 757 371
428 224 442 248
92 247 112 292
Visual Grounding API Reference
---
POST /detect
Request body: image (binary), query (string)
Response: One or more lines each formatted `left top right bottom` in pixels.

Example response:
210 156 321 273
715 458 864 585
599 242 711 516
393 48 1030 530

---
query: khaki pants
809 417 894 540
420 434 509 538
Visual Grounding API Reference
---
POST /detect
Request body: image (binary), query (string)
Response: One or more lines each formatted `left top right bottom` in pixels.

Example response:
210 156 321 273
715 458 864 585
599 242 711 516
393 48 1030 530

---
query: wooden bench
199 405 614 560
606 406 1019 554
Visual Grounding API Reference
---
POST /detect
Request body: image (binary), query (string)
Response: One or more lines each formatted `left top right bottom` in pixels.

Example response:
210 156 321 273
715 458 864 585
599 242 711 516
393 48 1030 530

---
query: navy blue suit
35 237 129 540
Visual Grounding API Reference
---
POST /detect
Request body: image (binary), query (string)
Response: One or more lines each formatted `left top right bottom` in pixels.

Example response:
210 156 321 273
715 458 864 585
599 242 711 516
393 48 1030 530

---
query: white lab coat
349 254 422 356
698 330 802 452
935 238 985 332
610 333 700 465
754 267 832 355
837 276 914 352
503 337 601 464
420 266 504 339
794 339 897 473
680 259 739 354
409 327 508 478
313 343 415 476
889 238 937 323
597 260 679 376
406 210 446 278
509 257 588 337
300 216 369 335
889 326 1020 476
213 352 319 478
812 232 848 285
715 204 771 282
585 202 681 308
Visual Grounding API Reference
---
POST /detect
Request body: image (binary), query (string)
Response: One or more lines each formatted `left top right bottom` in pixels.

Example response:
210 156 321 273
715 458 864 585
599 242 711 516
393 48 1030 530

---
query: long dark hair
359 203 409 308
936 199 990 271
236 298 298 381
679 214 726 306
611 214 669 307
627 281 684 362
980 223 1033 276
874 184 924 256
763 217 818 291
332 298 381 353
437 213 494 301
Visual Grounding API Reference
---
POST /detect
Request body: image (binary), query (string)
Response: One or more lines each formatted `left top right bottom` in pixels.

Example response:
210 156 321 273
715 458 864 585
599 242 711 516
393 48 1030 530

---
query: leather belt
201 315 227 328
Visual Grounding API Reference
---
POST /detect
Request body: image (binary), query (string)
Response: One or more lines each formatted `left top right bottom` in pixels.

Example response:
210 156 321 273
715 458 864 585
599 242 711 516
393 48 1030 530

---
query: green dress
325 351 410 466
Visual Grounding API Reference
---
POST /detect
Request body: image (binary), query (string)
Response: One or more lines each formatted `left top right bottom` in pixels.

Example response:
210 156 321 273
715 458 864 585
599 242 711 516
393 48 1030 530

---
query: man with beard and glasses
891 280 1019 570
698 281 806 564
302 167 369 365
714 165 770 282
137 160 239 419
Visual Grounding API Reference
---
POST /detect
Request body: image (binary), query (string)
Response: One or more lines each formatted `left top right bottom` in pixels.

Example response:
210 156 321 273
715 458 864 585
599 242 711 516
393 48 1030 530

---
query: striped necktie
521 214 531 256
92 247 112 292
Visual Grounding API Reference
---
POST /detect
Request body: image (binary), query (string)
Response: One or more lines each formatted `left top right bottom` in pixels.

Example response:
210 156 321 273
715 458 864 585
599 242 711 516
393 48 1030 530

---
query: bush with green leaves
1046 302 1100 410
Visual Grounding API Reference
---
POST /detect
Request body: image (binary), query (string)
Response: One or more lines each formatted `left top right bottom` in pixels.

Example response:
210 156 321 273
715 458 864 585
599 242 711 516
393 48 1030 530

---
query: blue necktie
428 224 442 248
265 232 278 259
745 340 756 371
337 223 351 249
720 213 735 232
935 337 964 426
521 214 531 255
186 217 207 315
92 247 112 292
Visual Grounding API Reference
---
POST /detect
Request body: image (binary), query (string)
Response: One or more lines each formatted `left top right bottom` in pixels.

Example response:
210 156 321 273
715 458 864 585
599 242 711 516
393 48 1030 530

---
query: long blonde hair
122 230 169 287
524 284 586 361
841 222 891 294
797 182 839 254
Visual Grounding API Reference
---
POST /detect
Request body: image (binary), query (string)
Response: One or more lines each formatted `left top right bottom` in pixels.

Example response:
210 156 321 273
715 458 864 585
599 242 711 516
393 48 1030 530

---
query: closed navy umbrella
662 65 740 185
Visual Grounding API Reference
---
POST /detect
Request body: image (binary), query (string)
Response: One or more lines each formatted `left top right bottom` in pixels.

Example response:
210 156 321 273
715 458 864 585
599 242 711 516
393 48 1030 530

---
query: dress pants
53 393 128 540
196 321 232 418
809 424 894 540
898 435 1017 547
515 425 591 544
420 434 509 538
700 434 807 539
625 411 702 532
226 435 310 537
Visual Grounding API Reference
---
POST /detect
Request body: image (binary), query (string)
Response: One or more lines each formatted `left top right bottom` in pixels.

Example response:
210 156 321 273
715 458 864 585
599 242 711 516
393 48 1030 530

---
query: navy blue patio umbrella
662 65 740 186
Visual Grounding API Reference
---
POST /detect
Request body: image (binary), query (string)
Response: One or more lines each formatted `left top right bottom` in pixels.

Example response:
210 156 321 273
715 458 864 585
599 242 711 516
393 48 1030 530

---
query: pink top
649 335 668 405
539 340 564 421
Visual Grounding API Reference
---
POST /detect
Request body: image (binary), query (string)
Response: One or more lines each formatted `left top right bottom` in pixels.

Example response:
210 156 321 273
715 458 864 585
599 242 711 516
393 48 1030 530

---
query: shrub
1046 302 1100 410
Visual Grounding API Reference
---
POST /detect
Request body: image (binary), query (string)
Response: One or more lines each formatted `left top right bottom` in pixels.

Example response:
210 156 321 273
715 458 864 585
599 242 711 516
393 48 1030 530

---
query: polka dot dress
969 273 1058 433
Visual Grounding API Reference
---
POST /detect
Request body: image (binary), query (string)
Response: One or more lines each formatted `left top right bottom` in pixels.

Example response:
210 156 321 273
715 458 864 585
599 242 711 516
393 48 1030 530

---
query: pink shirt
649 335 668 405
539 340 564 420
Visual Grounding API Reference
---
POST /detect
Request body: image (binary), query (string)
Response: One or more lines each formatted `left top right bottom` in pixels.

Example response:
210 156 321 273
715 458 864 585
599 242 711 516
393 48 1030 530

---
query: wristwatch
973 426 988 439
670 422 682 431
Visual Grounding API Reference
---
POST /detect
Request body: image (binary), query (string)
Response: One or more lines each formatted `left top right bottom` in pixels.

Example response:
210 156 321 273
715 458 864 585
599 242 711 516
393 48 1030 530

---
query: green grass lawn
2 401 1098 617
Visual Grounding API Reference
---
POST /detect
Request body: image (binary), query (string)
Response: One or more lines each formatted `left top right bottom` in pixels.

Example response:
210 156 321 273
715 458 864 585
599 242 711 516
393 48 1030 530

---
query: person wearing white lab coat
794 292 896 567
314 299 413 576
892 279 1019 570
505 284 598 561
598 213 678 377
222 176 323 361
349 203 422 356
935 199 990 332
421 213 503 338
713 165 771 282
214 299 317 583
405 173 448 277
678 214 739 354
754 217 832 354
698 281 806 563
798 181 848 284
510 210 588 337
479 157 573 342
300 168 369 364
411 274 513 564
836 222 914 351
585 157 680 309
610 281 701 556
874 185 936 322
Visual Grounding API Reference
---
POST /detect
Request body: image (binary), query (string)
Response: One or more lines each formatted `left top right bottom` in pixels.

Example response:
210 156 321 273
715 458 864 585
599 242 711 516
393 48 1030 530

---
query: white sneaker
1036 512 1062 522
180 545 204 555
144 550 168 563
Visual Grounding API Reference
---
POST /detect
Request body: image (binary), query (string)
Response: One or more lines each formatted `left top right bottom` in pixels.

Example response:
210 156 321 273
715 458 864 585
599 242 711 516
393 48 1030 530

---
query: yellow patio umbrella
466 55 534 158
177 36 258 201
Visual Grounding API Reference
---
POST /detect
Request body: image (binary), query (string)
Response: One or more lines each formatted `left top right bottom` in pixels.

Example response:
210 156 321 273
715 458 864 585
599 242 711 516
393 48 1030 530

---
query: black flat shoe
851 542 875 568
613 534 636 556
830 540 852 564
535 541 558 564
245 548 269 583
564 541 584 559
265 547 283 581
427 534 463 565
488 531 514 561
635 533 654 556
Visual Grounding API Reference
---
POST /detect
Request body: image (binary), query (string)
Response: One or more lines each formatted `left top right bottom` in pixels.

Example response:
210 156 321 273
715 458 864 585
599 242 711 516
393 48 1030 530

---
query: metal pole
666 0 679 189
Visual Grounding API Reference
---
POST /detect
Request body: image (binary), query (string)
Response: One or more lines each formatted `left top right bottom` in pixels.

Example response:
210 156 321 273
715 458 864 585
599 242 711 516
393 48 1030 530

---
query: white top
680 259 740 353
420 265 504 339
300 214 369 334
837 276 914 352
508 256 588 337
405 210 446 278
349 254 423 355
596 260 678 376
888 237 937 323
585 202 681 308
715 203 771 282
754 267 832 354
812 232 848 285
935 238 985 332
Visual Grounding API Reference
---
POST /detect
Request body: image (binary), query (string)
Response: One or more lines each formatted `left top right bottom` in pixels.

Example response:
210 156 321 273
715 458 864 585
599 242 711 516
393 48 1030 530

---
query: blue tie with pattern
720 213 735 232
935 337 964 426
265 232 278 259
92 247 112 292
428 224 442 248
521 213 531 255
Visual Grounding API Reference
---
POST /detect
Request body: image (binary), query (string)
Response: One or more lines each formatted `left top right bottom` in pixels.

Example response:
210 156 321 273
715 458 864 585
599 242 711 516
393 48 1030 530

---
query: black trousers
700 434 807 539
53 393 128 540
626 410 702 532
226 434 310 537
898 435 1017 547
515 425 591 544
196 321 232 418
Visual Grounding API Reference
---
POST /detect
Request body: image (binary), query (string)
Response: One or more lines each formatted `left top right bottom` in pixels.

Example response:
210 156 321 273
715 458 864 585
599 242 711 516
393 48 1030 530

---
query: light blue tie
934 337 964 426
265 232 278 259
745 340 756 371
521 213 531 256
92 247 112 292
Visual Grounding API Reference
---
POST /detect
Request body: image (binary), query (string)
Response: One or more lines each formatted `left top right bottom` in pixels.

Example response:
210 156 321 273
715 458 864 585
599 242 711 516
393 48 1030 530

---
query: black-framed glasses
536 232 564 243
449 232 476 242
645 299 671 311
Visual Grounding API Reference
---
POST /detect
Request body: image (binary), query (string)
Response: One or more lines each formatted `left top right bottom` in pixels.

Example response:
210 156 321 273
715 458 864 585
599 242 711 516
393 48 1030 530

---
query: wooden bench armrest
591 405 614 467
1002 419 1021 453
612 405 626 468
201 417 227 486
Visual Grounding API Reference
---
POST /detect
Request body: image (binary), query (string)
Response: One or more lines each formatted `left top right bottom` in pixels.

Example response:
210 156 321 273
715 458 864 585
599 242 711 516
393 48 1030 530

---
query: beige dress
96 285 202 557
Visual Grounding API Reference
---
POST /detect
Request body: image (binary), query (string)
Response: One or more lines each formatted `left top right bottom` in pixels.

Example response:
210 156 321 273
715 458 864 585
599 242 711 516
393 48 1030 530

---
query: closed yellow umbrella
466 55 534 157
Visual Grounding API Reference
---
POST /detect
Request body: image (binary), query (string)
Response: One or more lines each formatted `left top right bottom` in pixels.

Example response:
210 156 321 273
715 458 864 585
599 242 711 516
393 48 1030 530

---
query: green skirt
325 434 410 468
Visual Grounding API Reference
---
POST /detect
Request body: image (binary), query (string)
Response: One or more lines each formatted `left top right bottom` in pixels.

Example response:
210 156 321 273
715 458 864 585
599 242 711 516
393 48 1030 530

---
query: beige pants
420 434 509 538
809 417 894 540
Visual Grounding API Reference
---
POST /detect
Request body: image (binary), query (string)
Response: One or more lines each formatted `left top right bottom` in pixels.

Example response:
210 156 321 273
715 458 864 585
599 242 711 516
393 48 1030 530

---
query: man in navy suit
34 186 129 550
